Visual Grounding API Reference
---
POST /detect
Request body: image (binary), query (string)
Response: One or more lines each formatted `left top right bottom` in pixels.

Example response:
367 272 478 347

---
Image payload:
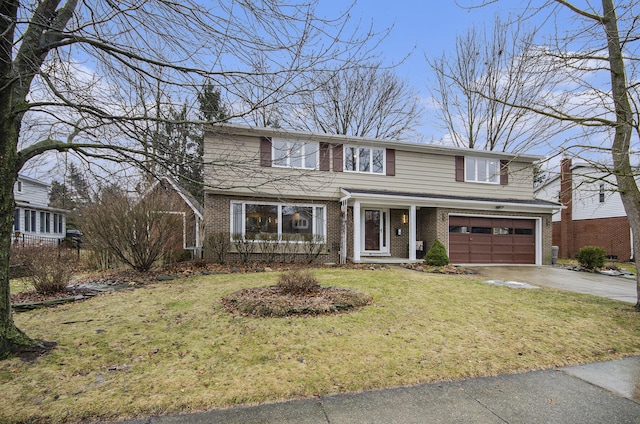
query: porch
354 256 424 264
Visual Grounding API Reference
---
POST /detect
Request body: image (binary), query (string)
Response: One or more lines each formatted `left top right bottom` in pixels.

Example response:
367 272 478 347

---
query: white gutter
341 190 560 213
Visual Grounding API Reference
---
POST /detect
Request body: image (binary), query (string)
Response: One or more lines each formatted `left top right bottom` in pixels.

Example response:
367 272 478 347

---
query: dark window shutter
455 156 464 182
333 144 343 172
319 142 330 171
260 137 272 167
500 160 509 185
386 149 395 176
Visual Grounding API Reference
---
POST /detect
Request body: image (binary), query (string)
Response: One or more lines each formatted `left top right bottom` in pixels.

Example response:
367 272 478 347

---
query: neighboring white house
13 174 68 245
535 158 632 260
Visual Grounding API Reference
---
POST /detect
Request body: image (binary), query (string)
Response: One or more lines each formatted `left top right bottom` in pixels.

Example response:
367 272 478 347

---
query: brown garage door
448 216 536 264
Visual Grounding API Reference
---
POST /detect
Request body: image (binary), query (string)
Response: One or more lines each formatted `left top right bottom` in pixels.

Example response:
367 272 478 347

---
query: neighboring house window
40 212 51 233
272 139 319 170
599 183 605 203
344 146 385 174
13 209 20 232
24 209 36 232
231 201 326 241
16 181 22 193
53 213 63 234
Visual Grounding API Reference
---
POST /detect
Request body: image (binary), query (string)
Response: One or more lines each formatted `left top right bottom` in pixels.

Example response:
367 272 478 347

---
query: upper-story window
344 146 385 174
15 180 22 193
272 139 318 170
599 183 605 203
465 157 500 184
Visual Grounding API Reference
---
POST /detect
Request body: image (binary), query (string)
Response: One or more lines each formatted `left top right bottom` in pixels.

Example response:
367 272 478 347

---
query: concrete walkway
120 357 640 423
467 265 638 304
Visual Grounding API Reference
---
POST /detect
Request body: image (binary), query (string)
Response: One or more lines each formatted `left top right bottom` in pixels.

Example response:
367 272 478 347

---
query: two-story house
203 124 558 264
13 174 68 245
535 158 632 261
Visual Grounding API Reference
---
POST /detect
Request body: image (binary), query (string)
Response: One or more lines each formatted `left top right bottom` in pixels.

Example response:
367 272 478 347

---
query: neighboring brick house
13 174 68 245
203 124 558 264
145 176 204 257
535 158 632 260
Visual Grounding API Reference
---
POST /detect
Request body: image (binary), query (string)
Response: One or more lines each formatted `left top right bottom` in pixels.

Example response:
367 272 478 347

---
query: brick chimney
559 158 574 258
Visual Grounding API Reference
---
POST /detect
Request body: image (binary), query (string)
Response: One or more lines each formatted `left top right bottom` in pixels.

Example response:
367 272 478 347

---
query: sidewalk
120 356 640 424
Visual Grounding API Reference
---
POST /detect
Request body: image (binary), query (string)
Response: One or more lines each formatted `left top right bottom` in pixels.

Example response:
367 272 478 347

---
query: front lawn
2 267 639 423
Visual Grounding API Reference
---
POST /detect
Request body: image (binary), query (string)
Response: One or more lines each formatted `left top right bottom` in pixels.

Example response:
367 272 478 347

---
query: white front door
362 208 389 254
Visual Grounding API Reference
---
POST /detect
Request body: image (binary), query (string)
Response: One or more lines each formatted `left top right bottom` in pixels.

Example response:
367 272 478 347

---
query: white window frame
272 139 319 170
16 181 23 193
230 201 326 242
465 157 500 184
24 209 36 233
344 145 385 174
13 209 20 232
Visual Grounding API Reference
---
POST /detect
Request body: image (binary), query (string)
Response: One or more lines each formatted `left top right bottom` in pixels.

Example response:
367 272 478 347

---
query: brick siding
552 216 631 261
204 193 341 263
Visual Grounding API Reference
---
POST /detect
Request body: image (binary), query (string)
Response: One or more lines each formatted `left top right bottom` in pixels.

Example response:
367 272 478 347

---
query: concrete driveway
467 265 638 305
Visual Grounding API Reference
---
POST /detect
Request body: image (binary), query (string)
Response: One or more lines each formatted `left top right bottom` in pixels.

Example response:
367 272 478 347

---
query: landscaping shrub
232 233 257 263
256 233 280 263
277 269 320 295
424 239 450 266
22 246 78 295
576 245 607 270
204 232 231 264
302 234 325 263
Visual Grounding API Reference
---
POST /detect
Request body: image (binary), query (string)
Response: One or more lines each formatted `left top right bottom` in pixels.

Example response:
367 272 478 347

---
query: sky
316 0 513 142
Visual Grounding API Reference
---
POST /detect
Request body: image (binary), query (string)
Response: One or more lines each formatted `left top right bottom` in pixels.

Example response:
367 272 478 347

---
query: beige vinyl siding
204 132 535 200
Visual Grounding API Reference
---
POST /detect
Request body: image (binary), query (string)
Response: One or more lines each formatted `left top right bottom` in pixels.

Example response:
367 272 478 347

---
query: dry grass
2 267 639 423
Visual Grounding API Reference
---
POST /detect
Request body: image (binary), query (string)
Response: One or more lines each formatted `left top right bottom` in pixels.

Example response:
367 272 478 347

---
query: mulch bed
10 262 389 308
222 285 374 317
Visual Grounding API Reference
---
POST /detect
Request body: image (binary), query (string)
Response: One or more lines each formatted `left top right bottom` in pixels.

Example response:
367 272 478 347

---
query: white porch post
340 199 348 264
409 204 417 261
353 200 361 262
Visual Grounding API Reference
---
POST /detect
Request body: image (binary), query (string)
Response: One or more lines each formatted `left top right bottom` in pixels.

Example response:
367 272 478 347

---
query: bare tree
427 14 565 152
0 0 382 357
287 62 424 139
462 0 640 310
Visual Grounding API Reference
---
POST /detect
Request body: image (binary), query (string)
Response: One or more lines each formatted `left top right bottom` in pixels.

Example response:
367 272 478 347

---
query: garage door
448 216 536 264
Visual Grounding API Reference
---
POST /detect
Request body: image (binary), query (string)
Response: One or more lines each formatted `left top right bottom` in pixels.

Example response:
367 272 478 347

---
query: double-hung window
13 209 20 232
53 214 63 234
24 210 36 232
40 212 51 233
231 201 326 241
272 139 318 170
465 157 500 184
344 146 385 174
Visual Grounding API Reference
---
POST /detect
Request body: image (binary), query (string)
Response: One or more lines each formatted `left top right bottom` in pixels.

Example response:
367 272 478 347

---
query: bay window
231 201 326 241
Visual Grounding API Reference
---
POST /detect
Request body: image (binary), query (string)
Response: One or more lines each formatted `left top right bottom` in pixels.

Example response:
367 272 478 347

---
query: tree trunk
0 118 37 358
601 0 640 311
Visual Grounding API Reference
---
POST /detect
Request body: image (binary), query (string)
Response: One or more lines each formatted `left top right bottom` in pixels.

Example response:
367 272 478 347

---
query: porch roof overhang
340 188 561 214
15 201 70 214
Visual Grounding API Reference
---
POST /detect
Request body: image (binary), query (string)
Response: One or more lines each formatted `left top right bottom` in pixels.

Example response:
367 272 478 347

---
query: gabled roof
207 123 542 163
147 176 204 219
17 173 50 188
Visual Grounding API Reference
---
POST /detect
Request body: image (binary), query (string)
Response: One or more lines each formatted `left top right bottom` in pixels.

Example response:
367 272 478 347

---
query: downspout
339 190 351 265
